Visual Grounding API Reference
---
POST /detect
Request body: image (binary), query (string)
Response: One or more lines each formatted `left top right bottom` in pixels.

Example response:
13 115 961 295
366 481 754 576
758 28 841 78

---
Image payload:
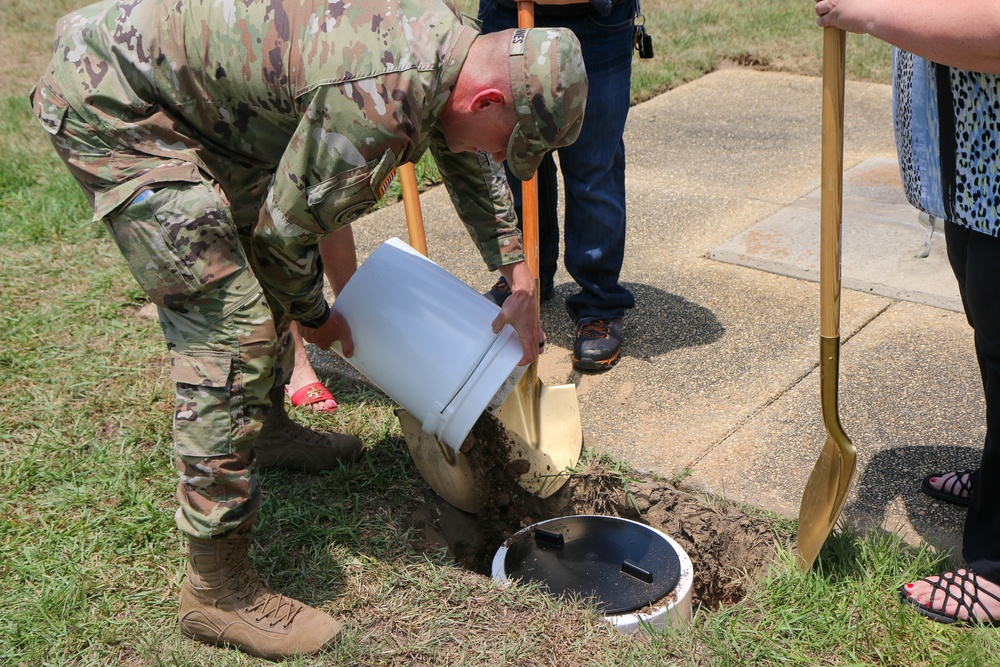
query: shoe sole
180 618 343 659
572 350 621 372
898 586 965 625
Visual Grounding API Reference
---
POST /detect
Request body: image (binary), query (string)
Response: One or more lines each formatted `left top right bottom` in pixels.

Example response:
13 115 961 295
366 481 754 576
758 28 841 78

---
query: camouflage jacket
41 0 522 322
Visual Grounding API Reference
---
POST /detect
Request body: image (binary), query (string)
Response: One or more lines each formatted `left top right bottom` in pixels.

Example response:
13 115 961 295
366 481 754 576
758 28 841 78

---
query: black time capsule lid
501 515 682 615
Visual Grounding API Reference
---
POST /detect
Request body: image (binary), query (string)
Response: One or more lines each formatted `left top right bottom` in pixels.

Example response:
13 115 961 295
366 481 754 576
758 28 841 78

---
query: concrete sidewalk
314 68 981 556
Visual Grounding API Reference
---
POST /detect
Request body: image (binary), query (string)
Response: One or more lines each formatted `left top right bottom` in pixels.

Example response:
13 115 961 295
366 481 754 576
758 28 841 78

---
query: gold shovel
796 26 858 571
490 0 583 498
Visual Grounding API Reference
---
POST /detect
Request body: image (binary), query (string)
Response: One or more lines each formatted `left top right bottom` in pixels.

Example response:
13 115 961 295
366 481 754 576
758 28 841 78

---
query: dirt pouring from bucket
404 414 792 611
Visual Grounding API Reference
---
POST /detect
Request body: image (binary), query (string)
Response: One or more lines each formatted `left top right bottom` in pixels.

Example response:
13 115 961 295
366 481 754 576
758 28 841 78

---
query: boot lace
578 319 611 340
227 536 305 629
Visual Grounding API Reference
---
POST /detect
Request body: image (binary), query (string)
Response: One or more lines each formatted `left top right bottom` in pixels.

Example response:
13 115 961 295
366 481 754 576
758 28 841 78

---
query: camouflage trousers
40 101 292 539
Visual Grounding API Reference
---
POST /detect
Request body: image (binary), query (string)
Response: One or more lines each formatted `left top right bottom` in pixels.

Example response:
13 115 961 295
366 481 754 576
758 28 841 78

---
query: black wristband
297 302 331 329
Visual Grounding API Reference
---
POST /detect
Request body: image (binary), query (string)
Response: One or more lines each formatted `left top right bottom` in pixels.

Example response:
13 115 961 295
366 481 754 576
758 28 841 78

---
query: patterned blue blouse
893 48 1000 236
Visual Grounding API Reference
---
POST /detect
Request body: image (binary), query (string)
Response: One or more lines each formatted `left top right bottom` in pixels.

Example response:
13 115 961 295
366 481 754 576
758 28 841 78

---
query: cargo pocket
105 179 243 312
30 75 70 136
169 348 235 457
306 150 397 231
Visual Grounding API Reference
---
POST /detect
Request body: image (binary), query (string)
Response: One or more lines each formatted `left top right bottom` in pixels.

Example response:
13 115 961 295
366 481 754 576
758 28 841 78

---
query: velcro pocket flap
306 150 397 231
31 76 70 136
94 160 203 223
168 350 233 387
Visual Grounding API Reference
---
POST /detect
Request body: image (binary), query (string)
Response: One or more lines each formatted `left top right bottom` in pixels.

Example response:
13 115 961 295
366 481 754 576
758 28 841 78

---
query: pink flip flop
287 382 338 412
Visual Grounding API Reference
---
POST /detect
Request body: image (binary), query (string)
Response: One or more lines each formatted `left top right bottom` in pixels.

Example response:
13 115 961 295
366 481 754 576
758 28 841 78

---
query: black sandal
920 469 977 507
899 569 1000 626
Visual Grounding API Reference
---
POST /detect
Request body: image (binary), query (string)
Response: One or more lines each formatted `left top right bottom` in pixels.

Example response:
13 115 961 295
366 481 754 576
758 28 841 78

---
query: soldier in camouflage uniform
31 0 587 659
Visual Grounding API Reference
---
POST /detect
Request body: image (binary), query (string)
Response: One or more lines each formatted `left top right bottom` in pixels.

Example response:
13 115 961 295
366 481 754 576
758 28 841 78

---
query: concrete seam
686 299 895 470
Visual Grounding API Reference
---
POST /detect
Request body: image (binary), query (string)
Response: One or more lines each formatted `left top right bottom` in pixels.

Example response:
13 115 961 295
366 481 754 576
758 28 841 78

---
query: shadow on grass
249 373 428 607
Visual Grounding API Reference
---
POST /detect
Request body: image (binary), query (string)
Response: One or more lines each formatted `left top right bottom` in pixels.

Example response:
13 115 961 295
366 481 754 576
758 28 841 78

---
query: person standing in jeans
481 0 637 372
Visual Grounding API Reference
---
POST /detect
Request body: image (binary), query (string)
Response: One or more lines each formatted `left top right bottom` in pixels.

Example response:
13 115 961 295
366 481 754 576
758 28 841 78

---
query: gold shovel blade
396 373 583 510
492 368 583 497
796 434 857 570
396 408 480 513
796 336 858 571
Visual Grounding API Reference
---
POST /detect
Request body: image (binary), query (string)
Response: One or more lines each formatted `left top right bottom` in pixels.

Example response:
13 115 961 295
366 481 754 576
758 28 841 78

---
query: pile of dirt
405 414 789 611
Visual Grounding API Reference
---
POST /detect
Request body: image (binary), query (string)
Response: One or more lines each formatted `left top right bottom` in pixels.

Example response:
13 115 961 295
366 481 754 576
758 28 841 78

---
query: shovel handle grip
820 27 845 339
517 1 535 29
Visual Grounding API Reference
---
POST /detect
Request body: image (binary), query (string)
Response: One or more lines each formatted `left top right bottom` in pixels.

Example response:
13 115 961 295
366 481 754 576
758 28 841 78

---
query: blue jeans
478 0 636 324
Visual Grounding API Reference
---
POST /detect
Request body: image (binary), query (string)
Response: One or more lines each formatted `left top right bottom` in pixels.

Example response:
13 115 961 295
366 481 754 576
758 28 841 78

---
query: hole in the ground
404 415 788 611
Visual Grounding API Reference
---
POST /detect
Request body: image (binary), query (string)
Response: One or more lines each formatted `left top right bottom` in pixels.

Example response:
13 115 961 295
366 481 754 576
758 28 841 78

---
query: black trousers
946 221 1000 583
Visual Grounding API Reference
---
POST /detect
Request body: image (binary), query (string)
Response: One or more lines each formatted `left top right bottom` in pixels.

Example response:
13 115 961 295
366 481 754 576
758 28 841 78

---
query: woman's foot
899 569 1000 626
921 469 977 506
289 324 338 412
286 381 338 412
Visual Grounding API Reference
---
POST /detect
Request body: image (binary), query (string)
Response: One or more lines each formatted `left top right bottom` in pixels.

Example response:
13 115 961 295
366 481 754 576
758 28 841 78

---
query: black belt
493 0 628 18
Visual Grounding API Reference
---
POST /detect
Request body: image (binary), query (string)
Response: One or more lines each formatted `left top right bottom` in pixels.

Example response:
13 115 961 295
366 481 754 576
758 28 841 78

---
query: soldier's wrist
297 302 331 329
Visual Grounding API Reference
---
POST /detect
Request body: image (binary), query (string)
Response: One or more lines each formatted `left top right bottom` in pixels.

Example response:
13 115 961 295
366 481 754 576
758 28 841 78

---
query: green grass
6 1 997 666
628 3 892 102
690 528 1000 667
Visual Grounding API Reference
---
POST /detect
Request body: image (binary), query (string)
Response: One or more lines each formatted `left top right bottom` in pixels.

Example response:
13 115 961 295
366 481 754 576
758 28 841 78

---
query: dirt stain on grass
405 414 789 611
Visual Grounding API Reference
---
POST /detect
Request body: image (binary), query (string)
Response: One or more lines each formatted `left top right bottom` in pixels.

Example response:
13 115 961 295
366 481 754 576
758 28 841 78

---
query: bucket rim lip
429 323 525 451
490 514 695 620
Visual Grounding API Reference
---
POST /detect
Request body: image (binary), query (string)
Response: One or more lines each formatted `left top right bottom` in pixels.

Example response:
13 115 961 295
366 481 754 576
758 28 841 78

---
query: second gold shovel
796 27 858 571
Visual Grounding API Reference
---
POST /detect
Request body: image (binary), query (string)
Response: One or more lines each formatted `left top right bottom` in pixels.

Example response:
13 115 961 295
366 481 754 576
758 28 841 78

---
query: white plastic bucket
330 238 526 451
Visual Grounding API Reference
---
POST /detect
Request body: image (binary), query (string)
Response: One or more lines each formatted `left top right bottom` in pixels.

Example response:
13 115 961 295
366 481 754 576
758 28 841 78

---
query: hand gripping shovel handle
796 26 858 571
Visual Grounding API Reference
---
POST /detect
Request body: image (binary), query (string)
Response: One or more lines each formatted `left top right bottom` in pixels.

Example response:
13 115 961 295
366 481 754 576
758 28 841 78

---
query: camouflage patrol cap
507 27 588 181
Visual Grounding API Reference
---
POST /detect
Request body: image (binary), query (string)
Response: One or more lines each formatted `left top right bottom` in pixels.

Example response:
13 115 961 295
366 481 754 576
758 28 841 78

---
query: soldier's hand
300 309 354 357
491 261 544 365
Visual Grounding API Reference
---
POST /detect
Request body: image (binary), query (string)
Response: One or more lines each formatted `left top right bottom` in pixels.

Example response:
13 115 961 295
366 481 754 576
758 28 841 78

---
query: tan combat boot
255 388 364 471
178 526 342 660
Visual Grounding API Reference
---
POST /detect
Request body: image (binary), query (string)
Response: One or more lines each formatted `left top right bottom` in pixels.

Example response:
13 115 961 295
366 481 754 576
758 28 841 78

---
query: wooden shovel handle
399 162 427 257
517 1 540 280
820 27 846 339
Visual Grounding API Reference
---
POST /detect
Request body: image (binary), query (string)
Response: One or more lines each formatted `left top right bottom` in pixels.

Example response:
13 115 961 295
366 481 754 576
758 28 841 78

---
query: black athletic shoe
484 277 513 306
484 276 555 306
572 317 622 371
